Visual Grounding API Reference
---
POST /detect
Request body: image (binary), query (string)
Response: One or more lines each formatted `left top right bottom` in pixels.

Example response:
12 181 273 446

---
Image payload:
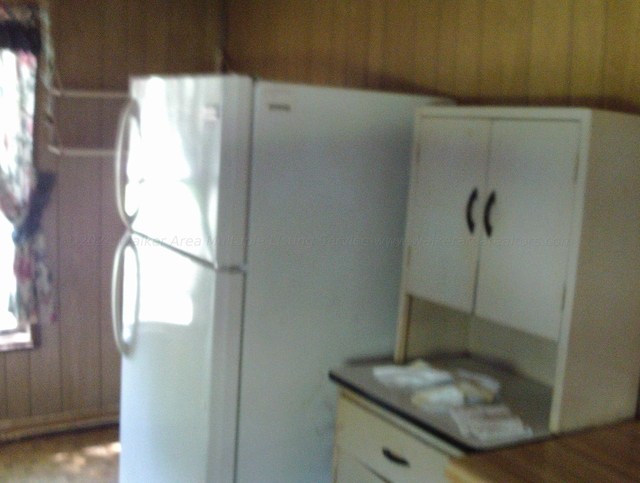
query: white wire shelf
50 88 129 100
46 145 115 158
45 87 127 159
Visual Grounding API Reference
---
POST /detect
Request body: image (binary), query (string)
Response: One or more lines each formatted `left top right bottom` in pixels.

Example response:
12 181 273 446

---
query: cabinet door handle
382 447 410 467
484 191 496 237
466 188 479 233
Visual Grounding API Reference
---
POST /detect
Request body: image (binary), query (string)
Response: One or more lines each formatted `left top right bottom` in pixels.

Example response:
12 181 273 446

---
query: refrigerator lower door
117 234 243 483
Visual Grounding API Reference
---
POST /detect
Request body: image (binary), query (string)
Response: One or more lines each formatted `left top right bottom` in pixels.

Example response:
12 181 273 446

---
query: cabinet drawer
335 396 451 483
333 447 387 483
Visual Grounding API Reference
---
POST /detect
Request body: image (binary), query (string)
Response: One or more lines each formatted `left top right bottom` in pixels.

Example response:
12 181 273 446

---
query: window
0 213 17 331
0 4 54 350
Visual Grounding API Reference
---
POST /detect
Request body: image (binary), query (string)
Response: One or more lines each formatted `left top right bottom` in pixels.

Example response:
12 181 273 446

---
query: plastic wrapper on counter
372 360 454 389
449 404 533 443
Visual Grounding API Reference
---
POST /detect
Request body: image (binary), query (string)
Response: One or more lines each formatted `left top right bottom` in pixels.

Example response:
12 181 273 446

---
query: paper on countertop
455 369 501 395
411 384 465 411
449 404 533 443
373 360 454 389
453 369 501 405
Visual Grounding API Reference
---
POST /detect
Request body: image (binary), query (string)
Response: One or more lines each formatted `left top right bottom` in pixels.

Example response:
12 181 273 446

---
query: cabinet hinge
406 246 412 268
561 284 567 312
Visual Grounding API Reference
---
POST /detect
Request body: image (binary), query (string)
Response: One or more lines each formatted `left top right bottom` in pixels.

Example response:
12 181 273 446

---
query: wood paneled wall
53 0 223 90
0 0 223 439
226 0 640 113
2 0 640 438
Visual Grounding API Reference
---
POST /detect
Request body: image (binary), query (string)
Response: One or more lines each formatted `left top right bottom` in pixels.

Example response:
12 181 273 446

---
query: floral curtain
0 3 55 327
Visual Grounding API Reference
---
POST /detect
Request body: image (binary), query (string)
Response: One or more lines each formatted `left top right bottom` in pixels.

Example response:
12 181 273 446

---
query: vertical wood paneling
227 0 640 111
602 1 640 111
331 1 350 86
0 357 7 420
28 77 63 418
381 1 417 91
143 0 170 76
247 2 281 80
102 0 128 91
569 0 606 106
168 1 207 74
58 159 102 412
454 0 484 101
56 0 220 89
6 354 30 419
529 0 573 104
125 0 147 79
437 1 460 96
205 1 224 71
29 309 62 416
413 1 442 94
226 1 266 76
340 1 370 88
274 0 312 82
367 0 386 89
29 175 63 416
247 1 280 81
53 0 105 88
480 0 534 102
306 1 335 86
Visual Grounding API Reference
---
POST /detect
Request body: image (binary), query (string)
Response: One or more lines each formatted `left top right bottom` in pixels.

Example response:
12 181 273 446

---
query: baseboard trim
0 406 120 442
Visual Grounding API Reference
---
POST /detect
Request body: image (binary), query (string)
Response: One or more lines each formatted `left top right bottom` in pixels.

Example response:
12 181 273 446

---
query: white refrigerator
111 74 448 483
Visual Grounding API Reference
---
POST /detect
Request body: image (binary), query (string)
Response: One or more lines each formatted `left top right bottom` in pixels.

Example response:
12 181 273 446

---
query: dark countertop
329 355 553 453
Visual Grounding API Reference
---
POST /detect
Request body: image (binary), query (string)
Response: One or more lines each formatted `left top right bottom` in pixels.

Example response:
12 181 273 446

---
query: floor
0 425 119 482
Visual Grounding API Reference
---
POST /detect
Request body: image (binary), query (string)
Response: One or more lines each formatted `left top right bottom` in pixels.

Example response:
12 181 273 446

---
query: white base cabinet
397 106 640 433
332 390 462 483
333 450 387 483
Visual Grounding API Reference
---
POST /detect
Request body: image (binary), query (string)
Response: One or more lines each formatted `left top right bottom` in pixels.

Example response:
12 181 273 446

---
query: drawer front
335 396 451 483
334 448 387 483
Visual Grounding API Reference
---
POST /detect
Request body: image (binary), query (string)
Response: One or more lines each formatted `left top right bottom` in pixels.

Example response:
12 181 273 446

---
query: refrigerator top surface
121 74 449 267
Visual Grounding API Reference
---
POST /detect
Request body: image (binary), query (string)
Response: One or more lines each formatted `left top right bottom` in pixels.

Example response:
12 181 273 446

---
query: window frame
0 323 34 351
0 3 45 351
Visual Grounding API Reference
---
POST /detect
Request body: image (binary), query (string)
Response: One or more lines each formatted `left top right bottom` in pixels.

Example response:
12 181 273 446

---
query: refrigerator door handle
114 98 142 229
111 232 140 356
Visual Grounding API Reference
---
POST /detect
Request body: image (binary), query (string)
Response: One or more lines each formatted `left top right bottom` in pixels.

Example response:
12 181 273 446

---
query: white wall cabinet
405 116 579 340
404 118 489 316
397 107 640 433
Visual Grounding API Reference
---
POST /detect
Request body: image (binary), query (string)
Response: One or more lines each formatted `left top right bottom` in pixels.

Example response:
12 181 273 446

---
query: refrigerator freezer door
117 233 243 483
237 82 448 483
126 74 253 266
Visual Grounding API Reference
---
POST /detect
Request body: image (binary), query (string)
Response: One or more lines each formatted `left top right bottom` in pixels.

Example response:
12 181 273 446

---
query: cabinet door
405 118 491 312
475 120 580 340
